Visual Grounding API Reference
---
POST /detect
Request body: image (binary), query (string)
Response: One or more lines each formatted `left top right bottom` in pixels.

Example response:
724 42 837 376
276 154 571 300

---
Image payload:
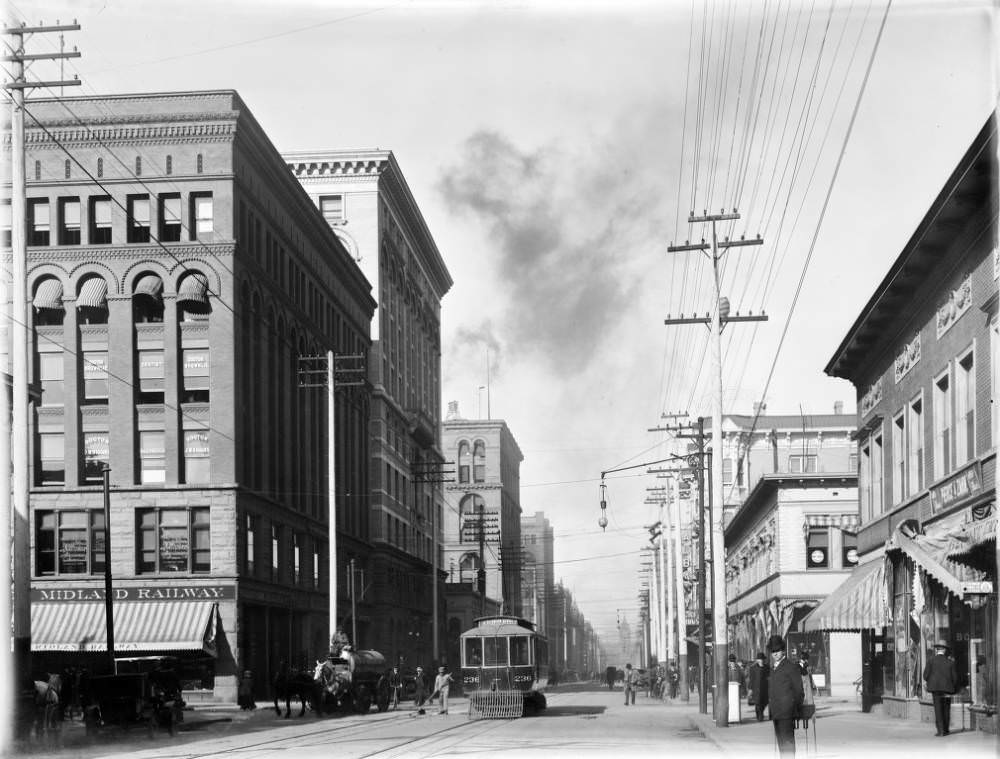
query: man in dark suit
746 652 769 722
766 635 804 756
923 642 959 736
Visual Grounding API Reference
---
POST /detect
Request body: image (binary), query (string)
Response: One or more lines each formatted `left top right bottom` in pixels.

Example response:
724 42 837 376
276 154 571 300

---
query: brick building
285 150 452 668
818 114 997 729
520 511 555 642
17 91 375 701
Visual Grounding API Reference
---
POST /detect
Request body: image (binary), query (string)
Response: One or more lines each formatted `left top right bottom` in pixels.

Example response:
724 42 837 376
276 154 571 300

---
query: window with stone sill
35 509 105 576
136 506 210 574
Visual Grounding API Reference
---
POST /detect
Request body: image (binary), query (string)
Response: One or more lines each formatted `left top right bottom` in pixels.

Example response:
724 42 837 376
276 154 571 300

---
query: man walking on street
747 652 769 722
623 663 637 705
432 666 453 715
923 642 959 736
766 635 803 756
413 666 428 713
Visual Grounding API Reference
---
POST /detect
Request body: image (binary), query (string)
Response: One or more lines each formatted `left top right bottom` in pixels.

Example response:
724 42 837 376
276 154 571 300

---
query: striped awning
803 513 860 536
801 559 888 632
33 278 64 311
946 512 996 570
31 601 218 654
134 273 164 300
177 273 209 307
891 530 993 601
77 277 108 310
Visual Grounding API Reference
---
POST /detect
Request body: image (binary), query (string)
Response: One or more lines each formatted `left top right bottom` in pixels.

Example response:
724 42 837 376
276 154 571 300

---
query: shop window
28 198 50 246
789 454 818 473
81 350 109 405
89 197 112 244
37 432 65 485
183 430 210 483
139 430 166 484
806 528 829 569
473 440 486 482
35 510 105 576
954 349 975 465
38 352 63 406
137 349 165 404
907 395 923 494
159 194 182 242
182 348 210 403
81 431 109 485
58 197 81 245
842 532 858 567
126 194 150 243
136 506 210 574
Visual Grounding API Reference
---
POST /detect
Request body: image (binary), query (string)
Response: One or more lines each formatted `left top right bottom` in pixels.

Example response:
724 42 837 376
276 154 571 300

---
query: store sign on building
31 584 236 602
929 461 983 514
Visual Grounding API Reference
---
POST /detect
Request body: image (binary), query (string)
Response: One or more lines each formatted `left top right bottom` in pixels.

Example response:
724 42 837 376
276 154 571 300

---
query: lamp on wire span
598 481 608 531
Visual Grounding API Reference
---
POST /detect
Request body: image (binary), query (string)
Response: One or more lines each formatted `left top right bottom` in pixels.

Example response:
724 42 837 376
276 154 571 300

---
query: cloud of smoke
439 123 669 373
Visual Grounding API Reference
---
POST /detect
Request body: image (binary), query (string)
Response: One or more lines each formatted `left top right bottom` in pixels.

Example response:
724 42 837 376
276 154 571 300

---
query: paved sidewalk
686 696 999 758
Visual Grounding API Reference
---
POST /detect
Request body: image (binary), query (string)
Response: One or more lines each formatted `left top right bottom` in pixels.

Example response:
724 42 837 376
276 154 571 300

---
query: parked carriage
460 615 549 718
84 657 185 737
312 649 391 715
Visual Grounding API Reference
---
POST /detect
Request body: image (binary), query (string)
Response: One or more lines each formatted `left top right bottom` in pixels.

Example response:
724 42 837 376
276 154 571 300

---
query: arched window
473 440 486 482
459 552 481 583
32 277 64 327
457 441 470 483
177 271 211 321
132 273 164 323
76 275 108 325
459 494 485 544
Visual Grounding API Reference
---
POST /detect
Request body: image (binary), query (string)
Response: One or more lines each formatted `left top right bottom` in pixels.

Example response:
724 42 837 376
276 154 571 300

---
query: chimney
834 401 844 415
446 401 461 420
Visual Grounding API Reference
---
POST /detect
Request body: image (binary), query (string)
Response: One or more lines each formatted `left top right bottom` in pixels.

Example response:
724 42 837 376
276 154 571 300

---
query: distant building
20 91 375 701
819 115 997 729
286 149 452 668
440 403 524 662
520 511 554 639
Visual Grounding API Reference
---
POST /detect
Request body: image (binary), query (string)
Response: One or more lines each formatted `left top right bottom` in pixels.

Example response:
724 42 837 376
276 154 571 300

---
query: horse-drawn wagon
313 648 391 715
85 657 185 736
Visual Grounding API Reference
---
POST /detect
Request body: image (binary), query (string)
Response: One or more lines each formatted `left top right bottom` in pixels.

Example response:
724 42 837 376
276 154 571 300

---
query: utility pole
669 475 690 702
2 20 80 753
668 212 766 726
412 459 454 666
298 352 365 652
101 468 115 671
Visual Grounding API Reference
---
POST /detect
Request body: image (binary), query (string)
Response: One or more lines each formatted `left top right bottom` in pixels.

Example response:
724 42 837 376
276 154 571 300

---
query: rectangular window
271 524 281 579
849 452 858 472
38 352 64 406
159 194 182 242
892 412 905 504
183 430 210 483
89 197 112 244
139 430 166 484
293 533 301 585
907 396 923 494
182 348 210 403
319 194 344 224
860 443 871 522
246 514 256 576
82 432 109 484
789 454 818 473
1 201 11 247
82 350 109 404
137 349 165 403
484 636 508 666
136 507 210 574
58 198 81 245
192 194 213 239
992 318 998 448
871 433 884 516
842 532 858 568
954 350 975 465
313 544 320 589
127 195 150 243
806 527 829 569
932 368 952 481
722 458 733 485
28 198 50 246
35 510 105 576
38 432 65 485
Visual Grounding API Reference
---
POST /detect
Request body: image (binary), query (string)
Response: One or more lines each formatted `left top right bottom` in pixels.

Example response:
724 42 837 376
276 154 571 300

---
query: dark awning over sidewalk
891 530 993 601
31 601 218 654
801 559 887 632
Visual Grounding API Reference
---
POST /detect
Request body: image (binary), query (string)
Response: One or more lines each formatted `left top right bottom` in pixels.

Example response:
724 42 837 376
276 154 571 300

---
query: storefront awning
31 601 218 654
802 513 860 536
77 277 108 310
133 273 164 301
891 530 993 601
177 273 209 307
801 559 887 632
33 278 64 311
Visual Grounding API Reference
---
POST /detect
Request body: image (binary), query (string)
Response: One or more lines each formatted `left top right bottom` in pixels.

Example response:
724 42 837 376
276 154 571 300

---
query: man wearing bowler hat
923 642 959 736
766 634 803 756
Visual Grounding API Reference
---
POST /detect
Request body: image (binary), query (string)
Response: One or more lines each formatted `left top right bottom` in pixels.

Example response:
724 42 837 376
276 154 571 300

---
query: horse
312 658 349 716
272 662 313 718
33 673 62 737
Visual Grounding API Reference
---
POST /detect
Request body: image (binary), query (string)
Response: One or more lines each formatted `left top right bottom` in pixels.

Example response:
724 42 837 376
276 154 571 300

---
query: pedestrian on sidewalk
923 642 959 736
766 635 803 757
413 666 428 714
431 667 453 715
623 663 637 705
747 652 769 722
238 670 256 711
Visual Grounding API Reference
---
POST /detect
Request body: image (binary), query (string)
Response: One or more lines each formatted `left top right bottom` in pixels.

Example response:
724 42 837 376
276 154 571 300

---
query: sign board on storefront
31 584 235 602
929 462 983 514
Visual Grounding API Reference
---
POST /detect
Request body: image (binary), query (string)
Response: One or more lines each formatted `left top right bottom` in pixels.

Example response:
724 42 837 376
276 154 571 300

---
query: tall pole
102 468 115 670
478 500 486 617
697 418 708 714
431 480 438 665
327 349 338 649
662 499 675 668
670 476 689 701
651 541 662 662
349 558 357 648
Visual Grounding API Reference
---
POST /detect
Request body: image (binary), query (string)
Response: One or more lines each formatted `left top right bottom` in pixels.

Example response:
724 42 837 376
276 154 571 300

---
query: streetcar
459 615 548 717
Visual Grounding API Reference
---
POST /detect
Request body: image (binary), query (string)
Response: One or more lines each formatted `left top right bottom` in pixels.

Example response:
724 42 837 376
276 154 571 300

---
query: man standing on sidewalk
766 635 803 756
923 642 959 736
747 652 769 722
623 663 637 705
432 666 453 715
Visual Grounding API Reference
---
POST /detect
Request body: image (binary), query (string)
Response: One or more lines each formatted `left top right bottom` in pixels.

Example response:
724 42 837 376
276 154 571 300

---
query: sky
12 0 997 658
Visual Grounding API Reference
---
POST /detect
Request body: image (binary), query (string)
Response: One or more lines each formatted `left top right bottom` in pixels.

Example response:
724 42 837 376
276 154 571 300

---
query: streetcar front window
510 636 530 666
484 636 508 666
464 637 483 667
